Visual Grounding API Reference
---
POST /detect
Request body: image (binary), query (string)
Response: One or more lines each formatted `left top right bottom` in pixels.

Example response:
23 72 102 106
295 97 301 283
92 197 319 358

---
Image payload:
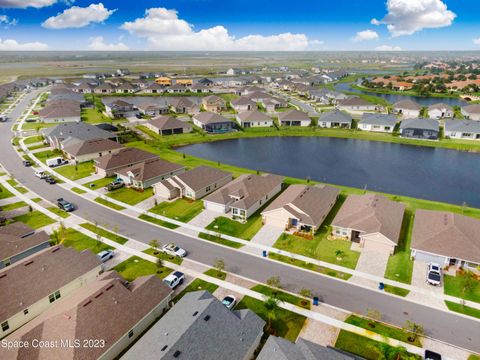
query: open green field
148 198 204 223
106 187 154 205
113 256 173 281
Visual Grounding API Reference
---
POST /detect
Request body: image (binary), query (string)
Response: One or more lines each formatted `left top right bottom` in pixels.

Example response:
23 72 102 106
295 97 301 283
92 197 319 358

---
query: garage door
413 251 446 265
263 214 288 229
204 201 226 214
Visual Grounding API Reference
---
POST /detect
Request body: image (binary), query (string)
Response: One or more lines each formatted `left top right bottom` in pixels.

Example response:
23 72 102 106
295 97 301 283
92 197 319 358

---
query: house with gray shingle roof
62 138 123 163
122 291 265 360
278 109 311 127
393 99 421 119
338 96 376 112
42 122 118 149
318 110 352 128
359 113 398 133
230 97 257 112
428 102 454 119
461 104 480 121
400 118 439 140
192 112 236 133
444 119 480 140
145 116 192 135
236 110 274 128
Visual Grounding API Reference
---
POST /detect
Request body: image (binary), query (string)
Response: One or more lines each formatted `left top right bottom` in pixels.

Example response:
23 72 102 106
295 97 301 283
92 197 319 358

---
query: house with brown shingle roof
331 194 405 254
169 97 197 114
63 138 123 163
0 246 103 337
0 271 173 360
278 109 311 127
115 158 185 189
204 174 283 221
261 184 339 234
411 210 480 270
38 99 81 123
236 110 274 128
94 147 159 177
136 102 169 116
202 95 226 112
153 166 232 200
230 97 257 112
145 116 192 135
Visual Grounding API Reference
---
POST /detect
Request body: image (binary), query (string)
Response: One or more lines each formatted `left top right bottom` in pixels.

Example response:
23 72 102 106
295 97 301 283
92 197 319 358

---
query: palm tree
263 296 280 335
335 249 345 260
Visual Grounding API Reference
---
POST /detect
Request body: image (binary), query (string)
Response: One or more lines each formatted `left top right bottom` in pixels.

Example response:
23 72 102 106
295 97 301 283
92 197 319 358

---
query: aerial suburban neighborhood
0 1 480 360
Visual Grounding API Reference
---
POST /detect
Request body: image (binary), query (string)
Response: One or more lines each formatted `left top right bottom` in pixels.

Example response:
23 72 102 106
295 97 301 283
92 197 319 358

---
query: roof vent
94 292 103 298
105 284 114 291
0 274 7 279
52 247 60 253
24 260 34 266
204 315 210 322
82 300 92 307
161 345 168 352
193 311 198 316
42 266 46 271
173 350 181 358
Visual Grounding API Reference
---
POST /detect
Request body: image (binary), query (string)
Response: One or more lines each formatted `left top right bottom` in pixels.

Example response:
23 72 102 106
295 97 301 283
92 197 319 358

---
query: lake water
179 137 480 207
335 82 467 107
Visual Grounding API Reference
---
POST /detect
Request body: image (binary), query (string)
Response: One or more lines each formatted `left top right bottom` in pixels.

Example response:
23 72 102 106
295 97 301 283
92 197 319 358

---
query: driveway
250 224 283 247
178 209 219 236
354 243 390 277
407 260 446 309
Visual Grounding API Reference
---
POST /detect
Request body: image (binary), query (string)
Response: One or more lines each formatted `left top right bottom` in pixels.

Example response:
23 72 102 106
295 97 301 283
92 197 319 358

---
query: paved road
2 90 480 353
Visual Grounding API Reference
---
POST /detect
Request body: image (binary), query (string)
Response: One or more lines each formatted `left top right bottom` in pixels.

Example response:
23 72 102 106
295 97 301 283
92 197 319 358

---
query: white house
358 113 398 133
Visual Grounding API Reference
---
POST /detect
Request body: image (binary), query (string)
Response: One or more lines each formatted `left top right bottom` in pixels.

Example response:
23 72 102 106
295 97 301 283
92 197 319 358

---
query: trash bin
313 296 319 306
262 250 267 257
378 282 385 290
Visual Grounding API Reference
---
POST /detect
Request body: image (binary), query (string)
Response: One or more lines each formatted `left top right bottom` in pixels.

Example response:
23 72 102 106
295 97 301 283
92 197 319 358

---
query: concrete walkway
178 209 218 236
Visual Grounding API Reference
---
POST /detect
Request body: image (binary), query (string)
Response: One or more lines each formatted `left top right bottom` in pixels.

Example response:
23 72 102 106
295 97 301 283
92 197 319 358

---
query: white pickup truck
163 271 185 289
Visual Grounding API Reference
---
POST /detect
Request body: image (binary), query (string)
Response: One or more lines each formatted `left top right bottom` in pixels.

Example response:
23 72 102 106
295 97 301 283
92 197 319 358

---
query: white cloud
352 30 379 42
0 15 17 26
0 0 57 8
375 45 402 51
88 36 128 51
371 0 456 37
0 38 48 50
473 38 480 45
42 3 114 29
121 7 319 51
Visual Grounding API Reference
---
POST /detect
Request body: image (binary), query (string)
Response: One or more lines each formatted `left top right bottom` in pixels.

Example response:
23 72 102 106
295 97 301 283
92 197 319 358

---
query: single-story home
145 116 192 135
94 147 159 177
461 104 480 121
393 99 421 119
428 103 454 119
230 97 257 112
62 138 123 163
202 95 227 112
236 110 274 128
104 99 138 118
331 194 406 254
278 109 311 127
444 119 480 140
154 166 232 200
93 83 114 94
115 158 185 190
192 112 236 133
168 97 197 114
410 209 480 271
143 82 163 94
38 99 81 123
358 113 398 133
400 118 439 140
261 184 339 234
318 110 352 128
204 174 284 221
338 97 376 112
136 102 169 116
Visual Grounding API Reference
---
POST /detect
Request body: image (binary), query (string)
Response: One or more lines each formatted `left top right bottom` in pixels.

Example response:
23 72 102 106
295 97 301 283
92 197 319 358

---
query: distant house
246 91 272 103
192 112 236 133
444 119 480 140
94 82 114 94
261 184 339 234
38 100 81 123
136 102 169 116
0 246 102 337
115 82 136 94
94 147 159 177
62 138 123 163
338 96 376 112
115 158 185 190
155 77 172 86
122 291 265 360
166 84 188 94
145 116 192 135
202 95 227 112
204 174 283 221
1 271 173 360
308 88 347 104
278 109 311 127
236 110 274 128
230 97 257 112
331 194 406 254
190 84 210 93
0 224 50 269
197 78 214 87
169 97 197 114
359 113 397 133
318 110 352 128
175 79 193 87
400 118 439 140
143 82 163 94
104 99 138 118
392 99 421 119
261 97 288 112
428 103 454 119
154 166 232 200
461 104 480 121
74 82 93 94
411 210 480 271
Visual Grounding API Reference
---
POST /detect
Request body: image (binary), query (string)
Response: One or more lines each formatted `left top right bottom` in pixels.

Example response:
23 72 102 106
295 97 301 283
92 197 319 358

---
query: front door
351 231 361 243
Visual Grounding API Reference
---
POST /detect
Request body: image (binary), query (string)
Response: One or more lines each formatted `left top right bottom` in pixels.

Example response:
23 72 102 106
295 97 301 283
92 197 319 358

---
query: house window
462 133 472 137
128 329 134 338
23 309 29 315
232 208 238 215
49 290 61 303
1 321 9 332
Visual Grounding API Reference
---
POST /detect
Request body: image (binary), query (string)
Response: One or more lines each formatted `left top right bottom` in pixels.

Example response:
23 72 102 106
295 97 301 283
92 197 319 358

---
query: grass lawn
24 135 44 145
113 256 173 281
60 228 112 253
143 247 183 265
444 273 480 303
269 252 351 280
445 301 480 319
198 232 243 249
106 187 154 206
83 176 115 190
55 162 94 181
0 201 27 211
139 214 179 229
204 268 226 280
174 278 219 303
80 223 128 245
94 197 126 211
335 330 421 360
47 206 70 219
236 295 306 342
27 143 48 151
148 198 204 223
206 215 263 241
384 210 415 284
20 121 57 131
251 284 311 310
81 108 112 124
13 210 55 229
71 187 87 194
468 355 480 360
0 183 14 199
384 284 410 297
33 149 62 164
345 314 422 346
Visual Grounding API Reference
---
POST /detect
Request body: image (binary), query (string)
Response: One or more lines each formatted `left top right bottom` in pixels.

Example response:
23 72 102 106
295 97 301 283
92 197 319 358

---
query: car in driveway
35 171 47 179
46 157 68 168
97 249 114 263
222 295 237 310
426 263 442 286
162 243 187 257
57 198 75 212
163 271 184 289
105 179 124 191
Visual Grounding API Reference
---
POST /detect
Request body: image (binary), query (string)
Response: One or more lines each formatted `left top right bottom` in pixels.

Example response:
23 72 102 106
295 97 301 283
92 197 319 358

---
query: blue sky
0 0 479 51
